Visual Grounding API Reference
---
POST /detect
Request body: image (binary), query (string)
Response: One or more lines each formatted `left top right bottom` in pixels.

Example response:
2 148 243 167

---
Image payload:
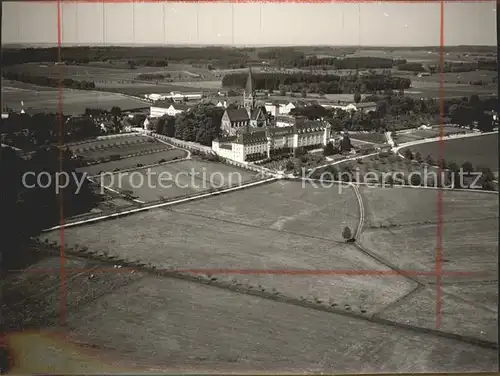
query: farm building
325 102 377 114
150 102 192 118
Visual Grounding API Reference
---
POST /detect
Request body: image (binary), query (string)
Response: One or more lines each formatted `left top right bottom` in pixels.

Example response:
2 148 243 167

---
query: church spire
245 66 254 95
243 66 255 115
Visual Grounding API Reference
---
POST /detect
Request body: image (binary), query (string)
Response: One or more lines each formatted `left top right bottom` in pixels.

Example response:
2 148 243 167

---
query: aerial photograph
0 0 498 373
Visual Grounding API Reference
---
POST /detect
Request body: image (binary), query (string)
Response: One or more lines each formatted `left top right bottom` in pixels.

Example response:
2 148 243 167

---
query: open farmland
406 133 498 171
4 63 219 96
98 159 258 202
403 79 496 99
360 186 498 227
5 63 216 83
357 185 497 341
2 80 149 114
38 180 423 316
4 253 497 373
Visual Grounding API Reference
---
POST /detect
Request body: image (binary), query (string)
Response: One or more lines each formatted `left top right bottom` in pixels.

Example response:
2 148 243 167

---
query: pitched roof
225 108 249 122
276 115 295 123
234 130 267 145
250 106 267 121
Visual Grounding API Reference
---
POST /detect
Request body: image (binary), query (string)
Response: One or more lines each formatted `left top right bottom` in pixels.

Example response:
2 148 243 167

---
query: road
44 177 278 232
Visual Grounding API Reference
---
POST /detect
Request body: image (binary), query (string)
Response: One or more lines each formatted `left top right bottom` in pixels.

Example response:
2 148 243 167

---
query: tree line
448 95 498 132
1 113 105 151
3 71 96 90
0 145 101 270
153 104 224 146
2 46 250 69
135 73 171 81
222 72 411 94
402 148 496 191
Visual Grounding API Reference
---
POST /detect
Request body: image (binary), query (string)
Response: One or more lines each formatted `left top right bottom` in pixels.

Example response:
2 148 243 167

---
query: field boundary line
287 176 498 195
354 238 498 315
18 241 499 351
86 176 145 204
42 177 278 232
370 284 426 319
4 265 103 311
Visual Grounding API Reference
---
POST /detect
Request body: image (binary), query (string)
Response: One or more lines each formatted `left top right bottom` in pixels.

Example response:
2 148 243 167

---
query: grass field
377 285 497 343
4 253 497 373
77 149 188 175
393 126 471 144
2 80 150 114
357 184 497 341
406 133 498 171
360 185 499 227
99 159 258 202
38 180 422 315
350 132 387 144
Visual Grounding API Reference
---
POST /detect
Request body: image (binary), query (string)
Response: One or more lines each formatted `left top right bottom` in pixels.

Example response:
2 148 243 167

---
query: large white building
150 102 192 118
145 92 203 102
212 120 331 163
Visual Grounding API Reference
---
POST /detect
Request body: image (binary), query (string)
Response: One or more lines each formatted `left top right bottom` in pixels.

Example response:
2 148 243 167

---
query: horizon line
3 43 498 48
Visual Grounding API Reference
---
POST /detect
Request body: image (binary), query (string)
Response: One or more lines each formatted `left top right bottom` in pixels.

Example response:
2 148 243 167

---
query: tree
339 136 352 154
437 157 448 170
409 174 422 186
354 92 362 104
414 152 423 163
342 226 353 241
403 148 413 160
110 106 122 118
323 142 336 156
461 161 473 175
425 154 435 166
478 166 495 190
385 175 394 187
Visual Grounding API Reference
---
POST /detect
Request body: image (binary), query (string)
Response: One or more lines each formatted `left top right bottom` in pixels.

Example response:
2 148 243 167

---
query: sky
1 1 497 46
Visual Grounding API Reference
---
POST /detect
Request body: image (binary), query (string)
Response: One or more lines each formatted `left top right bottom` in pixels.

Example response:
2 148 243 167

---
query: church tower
243 67 255 116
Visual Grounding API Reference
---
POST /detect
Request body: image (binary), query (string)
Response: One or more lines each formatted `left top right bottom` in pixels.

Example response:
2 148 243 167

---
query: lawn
4 256 497 373
39 180 421 316
407 133 498 171
77 148 188 175
349 132 387 144
98 159 258 202
393 126 471 144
